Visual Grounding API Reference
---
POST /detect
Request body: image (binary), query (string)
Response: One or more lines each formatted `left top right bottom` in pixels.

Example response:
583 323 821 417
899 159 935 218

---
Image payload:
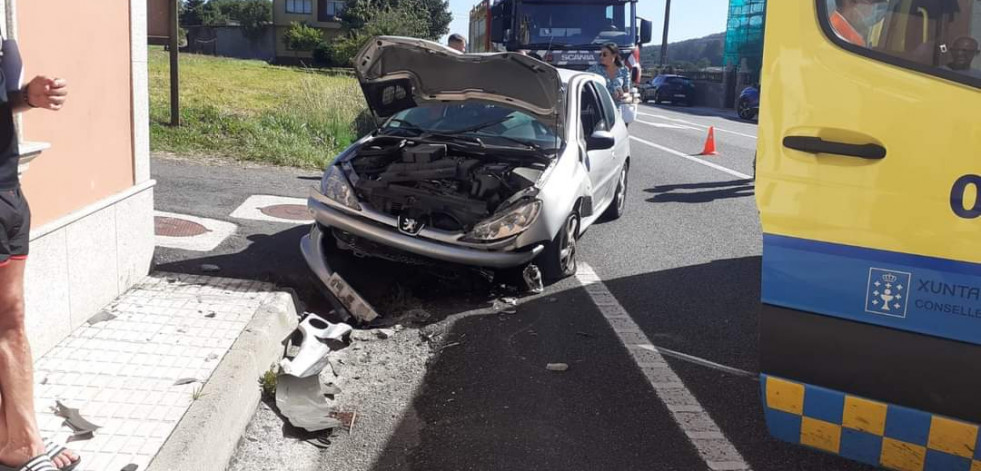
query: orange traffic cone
698 127 718 156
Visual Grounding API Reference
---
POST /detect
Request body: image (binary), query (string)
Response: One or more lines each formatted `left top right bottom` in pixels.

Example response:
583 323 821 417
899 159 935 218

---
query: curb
146 291 299 471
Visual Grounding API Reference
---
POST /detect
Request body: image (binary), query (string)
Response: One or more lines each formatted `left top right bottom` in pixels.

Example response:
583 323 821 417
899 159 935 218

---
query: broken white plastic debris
275 375 343 432
546 363 569 372
523 265 544 294
279 315 353 378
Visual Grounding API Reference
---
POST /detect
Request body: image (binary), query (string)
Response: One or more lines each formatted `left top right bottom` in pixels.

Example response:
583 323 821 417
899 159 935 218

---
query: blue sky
443 0 730 45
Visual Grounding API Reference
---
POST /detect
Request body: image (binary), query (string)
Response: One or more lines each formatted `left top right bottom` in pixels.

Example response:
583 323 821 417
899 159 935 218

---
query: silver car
301 36 630 286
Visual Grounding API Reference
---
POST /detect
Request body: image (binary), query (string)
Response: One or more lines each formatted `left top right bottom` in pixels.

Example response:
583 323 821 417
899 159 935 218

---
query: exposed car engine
346 140 548 232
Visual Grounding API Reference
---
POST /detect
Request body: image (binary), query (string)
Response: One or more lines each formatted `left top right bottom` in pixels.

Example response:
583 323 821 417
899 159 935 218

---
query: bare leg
0 260 76 469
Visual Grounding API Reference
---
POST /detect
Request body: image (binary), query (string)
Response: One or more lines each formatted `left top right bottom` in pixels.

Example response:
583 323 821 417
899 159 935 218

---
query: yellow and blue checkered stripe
762 375 981 471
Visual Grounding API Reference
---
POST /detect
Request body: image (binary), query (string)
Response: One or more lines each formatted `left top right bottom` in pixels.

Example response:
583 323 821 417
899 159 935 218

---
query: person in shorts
0 40 75 470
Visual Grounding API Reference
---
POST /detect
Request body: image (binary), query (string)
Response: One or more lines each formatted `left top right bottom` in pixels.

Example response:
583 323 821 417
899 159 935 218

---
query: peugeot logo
398 216 424 236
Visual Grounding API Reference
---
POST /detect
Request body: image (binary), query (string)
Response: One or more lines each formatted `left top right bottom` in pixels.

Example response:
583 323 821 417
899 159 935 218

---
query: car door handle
783 136 886 160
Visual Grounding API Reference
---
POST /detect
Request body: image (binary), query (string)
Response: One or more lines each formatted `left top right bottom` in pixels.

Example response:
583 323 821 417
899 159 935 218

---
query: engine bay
346 139 548 232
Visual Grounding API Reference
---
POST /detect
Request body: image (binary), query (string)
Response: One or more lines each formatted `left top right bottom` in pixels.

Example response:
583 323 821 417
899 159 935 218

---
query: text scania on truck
468 0 653 83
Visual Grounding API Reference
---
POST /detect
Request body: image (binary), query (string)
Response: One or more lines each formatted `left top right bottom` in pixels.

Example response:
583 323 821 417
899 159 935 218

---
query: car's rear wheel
540 212 579 282
603 164 628 220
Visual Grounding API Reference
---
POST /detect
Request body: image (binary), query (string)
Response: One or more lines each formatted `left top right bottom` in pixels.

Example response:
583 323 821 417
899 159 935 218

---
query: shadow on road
367 257 875 471
644 179 755 203
153 225 511 322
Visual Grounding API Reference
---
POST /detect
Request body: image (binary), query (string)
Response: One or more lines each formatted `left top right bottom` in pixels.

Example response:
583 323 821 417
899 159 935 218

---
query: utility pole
659 0 671 66
169 0 181 126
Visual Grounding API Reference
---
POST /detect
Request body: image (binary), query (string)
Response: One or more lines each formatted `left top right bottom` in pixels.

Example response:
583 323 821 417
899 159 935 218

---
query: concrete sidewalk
31 272 298 471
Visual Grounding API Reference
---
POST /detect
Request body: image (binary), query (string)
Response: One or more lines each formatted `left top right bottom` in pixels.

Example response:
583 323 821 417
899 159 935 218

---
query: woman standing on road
588 43 630 103
587 43 634 126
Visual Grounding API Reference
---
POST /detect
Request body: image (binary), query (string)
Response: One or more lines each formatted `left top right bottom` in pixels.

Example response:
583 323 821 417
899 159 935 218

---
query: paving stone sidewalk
31 273 285 471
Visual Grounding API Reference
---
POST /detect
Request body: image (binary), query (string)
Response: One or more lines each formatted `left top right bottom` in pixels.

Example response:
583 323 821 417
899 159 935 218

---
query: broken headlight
321 166 361 211
467 200 542 242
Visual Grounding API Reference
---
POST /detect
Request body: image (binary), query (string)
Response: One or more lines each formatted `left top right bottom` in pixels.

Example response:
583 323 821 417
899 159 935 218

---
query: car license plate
326 272 379 322
674 94 686 98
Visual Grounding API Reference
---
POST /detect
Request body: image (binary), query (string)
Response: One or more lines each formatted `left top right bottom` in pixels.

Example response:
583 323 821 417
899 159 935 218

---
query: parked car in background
737 84 759 120
302 37 632 289
641 74 695 106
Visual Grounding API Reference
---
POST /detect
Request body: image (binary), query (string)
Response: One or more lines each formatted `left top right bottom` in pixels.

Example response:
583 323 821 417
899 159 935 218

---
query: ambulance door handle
783 136 886 160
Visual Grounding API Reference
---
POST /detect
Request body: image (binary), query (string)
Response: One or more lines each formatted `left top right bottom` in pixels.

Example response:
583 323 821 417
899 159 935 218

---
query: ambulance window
818 0 981 88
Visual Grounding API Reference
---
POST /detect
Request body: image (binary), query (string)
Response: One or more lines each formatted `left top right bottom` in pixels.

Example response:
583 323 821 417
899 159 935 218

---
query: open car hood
354 36 564 134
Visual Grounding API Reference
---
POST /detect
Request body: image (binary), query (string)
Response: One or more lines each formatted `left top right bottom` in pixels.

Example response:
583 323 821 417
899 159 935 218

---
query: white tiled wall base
33 274 278 471
24 184 155 357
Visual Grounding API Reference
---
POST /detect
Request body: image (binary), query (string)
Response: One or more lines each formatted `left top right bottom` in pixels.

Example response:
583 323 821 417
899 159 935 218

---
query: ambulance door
756 0 981 426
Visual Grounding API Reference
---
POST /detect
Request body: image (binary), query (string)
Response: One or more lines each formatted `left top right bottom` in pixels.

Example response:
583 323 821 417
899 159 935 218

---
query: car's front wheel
540 212 579 282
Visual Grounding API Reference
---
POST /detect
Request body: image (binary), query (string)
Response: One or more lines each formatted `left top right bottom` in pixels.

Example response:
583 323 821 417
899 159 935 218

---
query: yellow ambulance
756 1 980 470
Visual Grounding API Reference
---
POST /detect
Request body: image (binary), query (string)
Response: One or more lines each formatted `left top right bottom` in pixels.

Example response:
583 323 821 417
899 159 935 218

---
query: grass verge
149 47 370 168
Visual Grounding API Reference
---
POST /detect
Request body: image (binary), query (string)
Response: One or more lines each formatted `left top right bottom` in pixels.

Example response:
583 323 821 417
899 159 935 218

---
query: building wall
17 0 136 226
12 0 155 356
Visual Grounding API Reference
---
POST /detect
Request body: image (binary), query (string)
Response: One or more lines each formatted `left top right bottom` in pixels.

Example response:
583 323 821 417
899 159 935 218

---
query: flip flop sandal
42 440 80 471
0 454 58 471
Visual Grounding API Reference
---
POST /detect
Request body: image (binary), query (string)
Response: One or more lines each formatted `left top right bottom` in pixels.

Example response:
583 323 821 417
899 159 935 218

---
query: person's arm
8 75 68 113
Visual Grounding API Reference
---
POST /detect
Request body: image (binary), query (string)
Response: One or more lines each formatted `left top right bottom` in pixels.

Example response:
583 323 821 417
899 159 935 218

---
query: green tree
181 0 207 26
233 0 272 39
284 22 324 51
417 0 451 39
340 0 448 40
330 1 429 65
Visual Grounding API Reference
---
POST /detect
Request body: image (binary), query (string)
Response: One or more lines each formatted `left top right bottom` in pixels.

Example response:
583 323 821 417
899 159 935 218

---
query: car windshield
665 77 691 85
382 104 561 150
514 1 636 47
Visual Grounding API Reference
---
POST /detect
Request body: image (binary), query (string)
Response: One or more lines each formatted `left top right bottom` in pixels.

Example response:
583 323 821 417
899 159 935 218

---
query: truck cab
757 1 981 470
469 0 653 82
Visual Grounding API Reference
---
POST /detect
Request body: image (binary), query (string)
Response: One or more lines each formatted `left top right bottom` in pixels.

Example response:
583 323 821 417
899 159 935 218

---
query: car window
666 77 691 86
579 83 605 137
818 0 981 88
591 82 618 129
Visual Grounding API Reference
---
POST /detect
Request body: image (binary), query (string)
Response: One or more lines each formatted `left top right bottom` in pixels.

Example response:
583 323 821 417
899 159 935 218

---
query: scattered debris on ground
523 265 544 294
546 363 569 372
200 264 221 273
276 375 343 432
274 312 358 435
173 378 198 386
86 310 117 325
53 401 101 439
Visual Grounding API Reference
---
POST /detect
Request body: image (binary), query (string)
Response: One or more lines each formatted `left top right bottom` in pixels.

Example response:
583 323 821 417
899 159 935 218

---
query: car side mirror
587 129 615 151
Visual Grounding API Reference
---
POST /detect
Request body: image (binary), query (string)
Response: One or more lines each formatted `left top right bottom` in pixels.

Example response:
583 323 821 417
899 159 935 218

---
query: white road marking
575 263 751 471
630 136 753 180
229 195 313 224
633 120 696 131
638 112 758 140
154 211 237 252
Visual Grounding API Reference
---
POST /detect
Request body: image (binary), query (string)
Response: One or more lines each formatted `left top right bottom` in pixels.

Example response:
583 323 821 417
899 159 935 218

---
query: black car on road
641 74 695 106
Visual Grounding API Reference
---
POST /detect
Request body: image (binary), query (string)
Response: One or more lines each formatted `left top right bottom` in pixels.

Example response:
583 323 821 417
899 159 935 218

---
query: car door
593 80 629 205
578 80 618 211
757 0 981 437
